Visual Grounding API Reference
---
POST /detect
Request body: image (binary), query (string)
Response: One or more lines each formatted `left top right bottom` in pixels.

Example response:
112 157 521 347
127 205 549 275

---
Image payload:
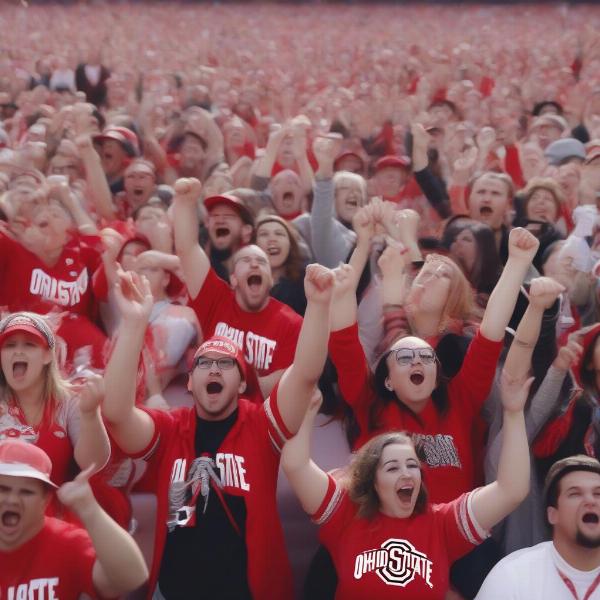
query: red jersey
189 269 302 376
0 230 102 318
0 517 98 600
330 325 502 502
314 476 488 600
130 386 294 599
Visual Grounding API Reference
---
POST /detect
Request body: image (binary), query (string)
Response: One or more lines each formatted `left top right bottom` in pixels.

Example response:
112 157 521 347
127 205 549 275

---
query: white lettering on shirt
213 322 277 371
7 577 60 600
29 267 88 307
353 538 433 588
214 453 250 491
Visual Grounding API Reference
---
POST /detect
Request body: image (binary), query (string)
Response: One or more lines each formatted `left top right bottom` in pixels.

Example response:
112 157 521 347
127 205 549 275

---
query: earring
385 381 393 391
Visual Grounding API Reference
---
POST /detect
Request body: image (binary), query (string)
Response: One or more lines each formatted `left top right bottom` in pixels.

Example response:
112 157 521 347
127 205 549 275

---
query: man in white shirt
476 455 600 600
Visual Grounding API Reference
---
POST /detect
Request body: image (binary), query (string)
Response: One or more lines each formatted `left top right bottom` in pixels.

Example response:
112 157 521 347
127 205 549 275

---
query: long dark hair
449 221 501 295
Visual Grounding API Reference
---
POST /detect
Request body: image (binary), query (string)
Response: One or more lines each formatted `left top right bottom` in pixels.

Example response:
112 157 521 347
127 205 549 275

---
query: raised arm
73 103 115 221
172 177 208 299
73 375 110 473
275 263 335 436
57 465 148 598
102 272 156 454
470 370 531 531
480 227 540 341
47 176 98 234
411 123 452 219
310 135 354 267
503 276 564 381
281 391 330 515
253 126 286 180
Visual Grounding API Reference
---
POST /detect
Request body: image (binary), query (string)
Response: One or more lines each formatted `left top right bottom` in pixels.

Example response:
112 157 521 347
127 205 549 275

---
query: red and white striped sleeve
263 383 293 453
452 489 490 546
311 473 345 526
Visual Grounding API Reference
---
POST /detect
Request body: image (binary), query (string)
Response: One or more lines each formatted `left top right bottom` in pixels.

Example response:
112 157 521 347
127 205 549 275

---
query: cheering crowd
1 1 600 599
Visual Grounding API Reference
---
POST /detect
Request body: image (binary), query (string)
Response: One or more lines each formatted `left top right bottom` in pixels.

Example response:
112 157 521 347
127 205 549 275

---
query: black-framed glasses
392 348 436 366
195 357 236 370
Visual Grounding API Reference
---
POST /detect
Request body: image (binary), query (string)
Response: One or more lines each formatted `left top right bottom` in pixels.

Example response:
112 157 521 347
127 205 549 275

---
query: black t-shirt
158 410 252 599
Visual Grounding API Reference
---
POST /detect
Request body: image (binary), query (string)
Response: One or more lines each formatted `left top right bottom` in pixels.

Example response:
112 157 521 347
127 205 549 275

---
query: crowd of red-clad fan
1 2 600 599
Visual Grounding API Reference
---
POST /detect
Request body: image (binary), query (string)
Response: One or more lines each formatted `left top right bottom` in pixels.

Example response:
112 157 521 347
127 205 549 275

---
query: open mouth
215 227 230 238
282 191 294 203
206 382 223 395
247 274 262 288
409 373 424 385
346 199 358 207
479 206 493 216
582 513 600 524
267 246 281 256
12 361 28 379
103 152 114 161
133 188 145 197
1 510 20 528
397 486 414 502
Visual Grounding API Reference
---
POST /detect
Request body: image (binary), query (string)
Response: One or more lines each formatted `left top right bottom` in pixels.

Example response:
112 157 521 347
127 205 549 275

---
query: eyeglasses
392 348 436 366
195 357 236 370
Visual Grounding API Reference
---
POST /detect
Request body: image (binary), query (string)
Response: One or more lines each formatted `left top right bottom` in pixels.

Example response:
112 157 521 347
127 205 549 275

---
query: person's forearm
311 179 354 267
78 502 148 594
497 410 530 503
74 408 110 471
382 271 409 306
526 365 568 439
67 198 99 234
104 320 147 424
173 199 201 256
80 145 115 221
503 304 543 379
297 154 315 194
480 257 530 341
254 145 278 179
413 167 452 219
278 299 331 436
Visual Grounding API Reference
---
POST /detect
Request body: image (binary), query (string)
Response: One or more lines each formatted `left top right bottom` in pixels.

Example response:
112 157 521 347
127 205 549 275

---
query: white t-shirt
475 541 600 600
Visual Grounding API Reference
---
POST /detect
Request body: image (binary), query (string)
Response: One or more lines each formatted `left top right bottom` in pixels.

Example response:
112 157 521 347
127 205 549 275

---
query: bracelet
513 338 535 348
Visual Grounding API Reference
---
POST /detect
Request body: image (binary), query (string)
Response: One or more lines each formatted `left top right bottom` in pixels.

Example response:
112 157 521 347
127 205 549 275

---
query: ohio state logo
353 538 433 588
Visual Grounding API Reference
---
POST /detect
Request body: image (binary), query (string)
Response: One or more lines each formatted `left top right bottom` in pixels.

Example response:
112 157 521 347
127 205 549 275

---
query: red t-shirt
0 517 98 600
0 230 102 318
330 325 502 503
189 269 302 376
130 387 294 600
314 477 488 600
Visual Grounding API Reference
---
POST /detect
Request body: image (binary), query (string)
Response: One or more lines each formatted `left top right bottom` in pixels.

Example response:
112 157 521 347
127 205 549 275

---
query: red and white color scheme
314 476 488 600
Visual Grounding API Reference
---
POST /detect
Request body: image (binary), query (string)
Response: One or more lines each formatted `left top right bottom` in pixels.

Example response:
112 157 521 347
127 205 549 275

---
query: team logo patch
353 538 433 588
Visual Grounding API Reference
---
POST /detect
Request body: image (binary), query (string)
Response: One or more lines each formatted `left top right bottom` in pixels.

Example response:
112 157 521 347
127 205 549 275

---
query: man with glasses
173 178 302 399
103 264 337 600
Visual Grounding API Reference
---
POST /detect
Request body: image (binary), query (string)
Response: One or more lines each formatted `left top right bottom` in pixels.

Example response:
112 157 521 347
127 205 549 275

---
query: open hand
500 369 534 413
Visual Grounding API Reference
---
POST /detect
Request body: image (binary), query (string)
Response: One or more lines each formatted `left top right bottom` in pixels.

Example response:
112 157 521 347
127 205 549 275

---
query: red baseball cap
0 440 58 488
204 194 253 226
94 126 140 156
374 155 411 172
333 151 365 172
193 336 247 380
0 312 55 349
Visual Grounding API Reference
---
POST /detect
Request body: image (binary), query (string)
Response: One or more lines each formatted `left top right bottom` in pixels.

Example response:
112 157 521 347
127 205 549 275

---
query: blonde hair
0 312 71 419
418 254 475 331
